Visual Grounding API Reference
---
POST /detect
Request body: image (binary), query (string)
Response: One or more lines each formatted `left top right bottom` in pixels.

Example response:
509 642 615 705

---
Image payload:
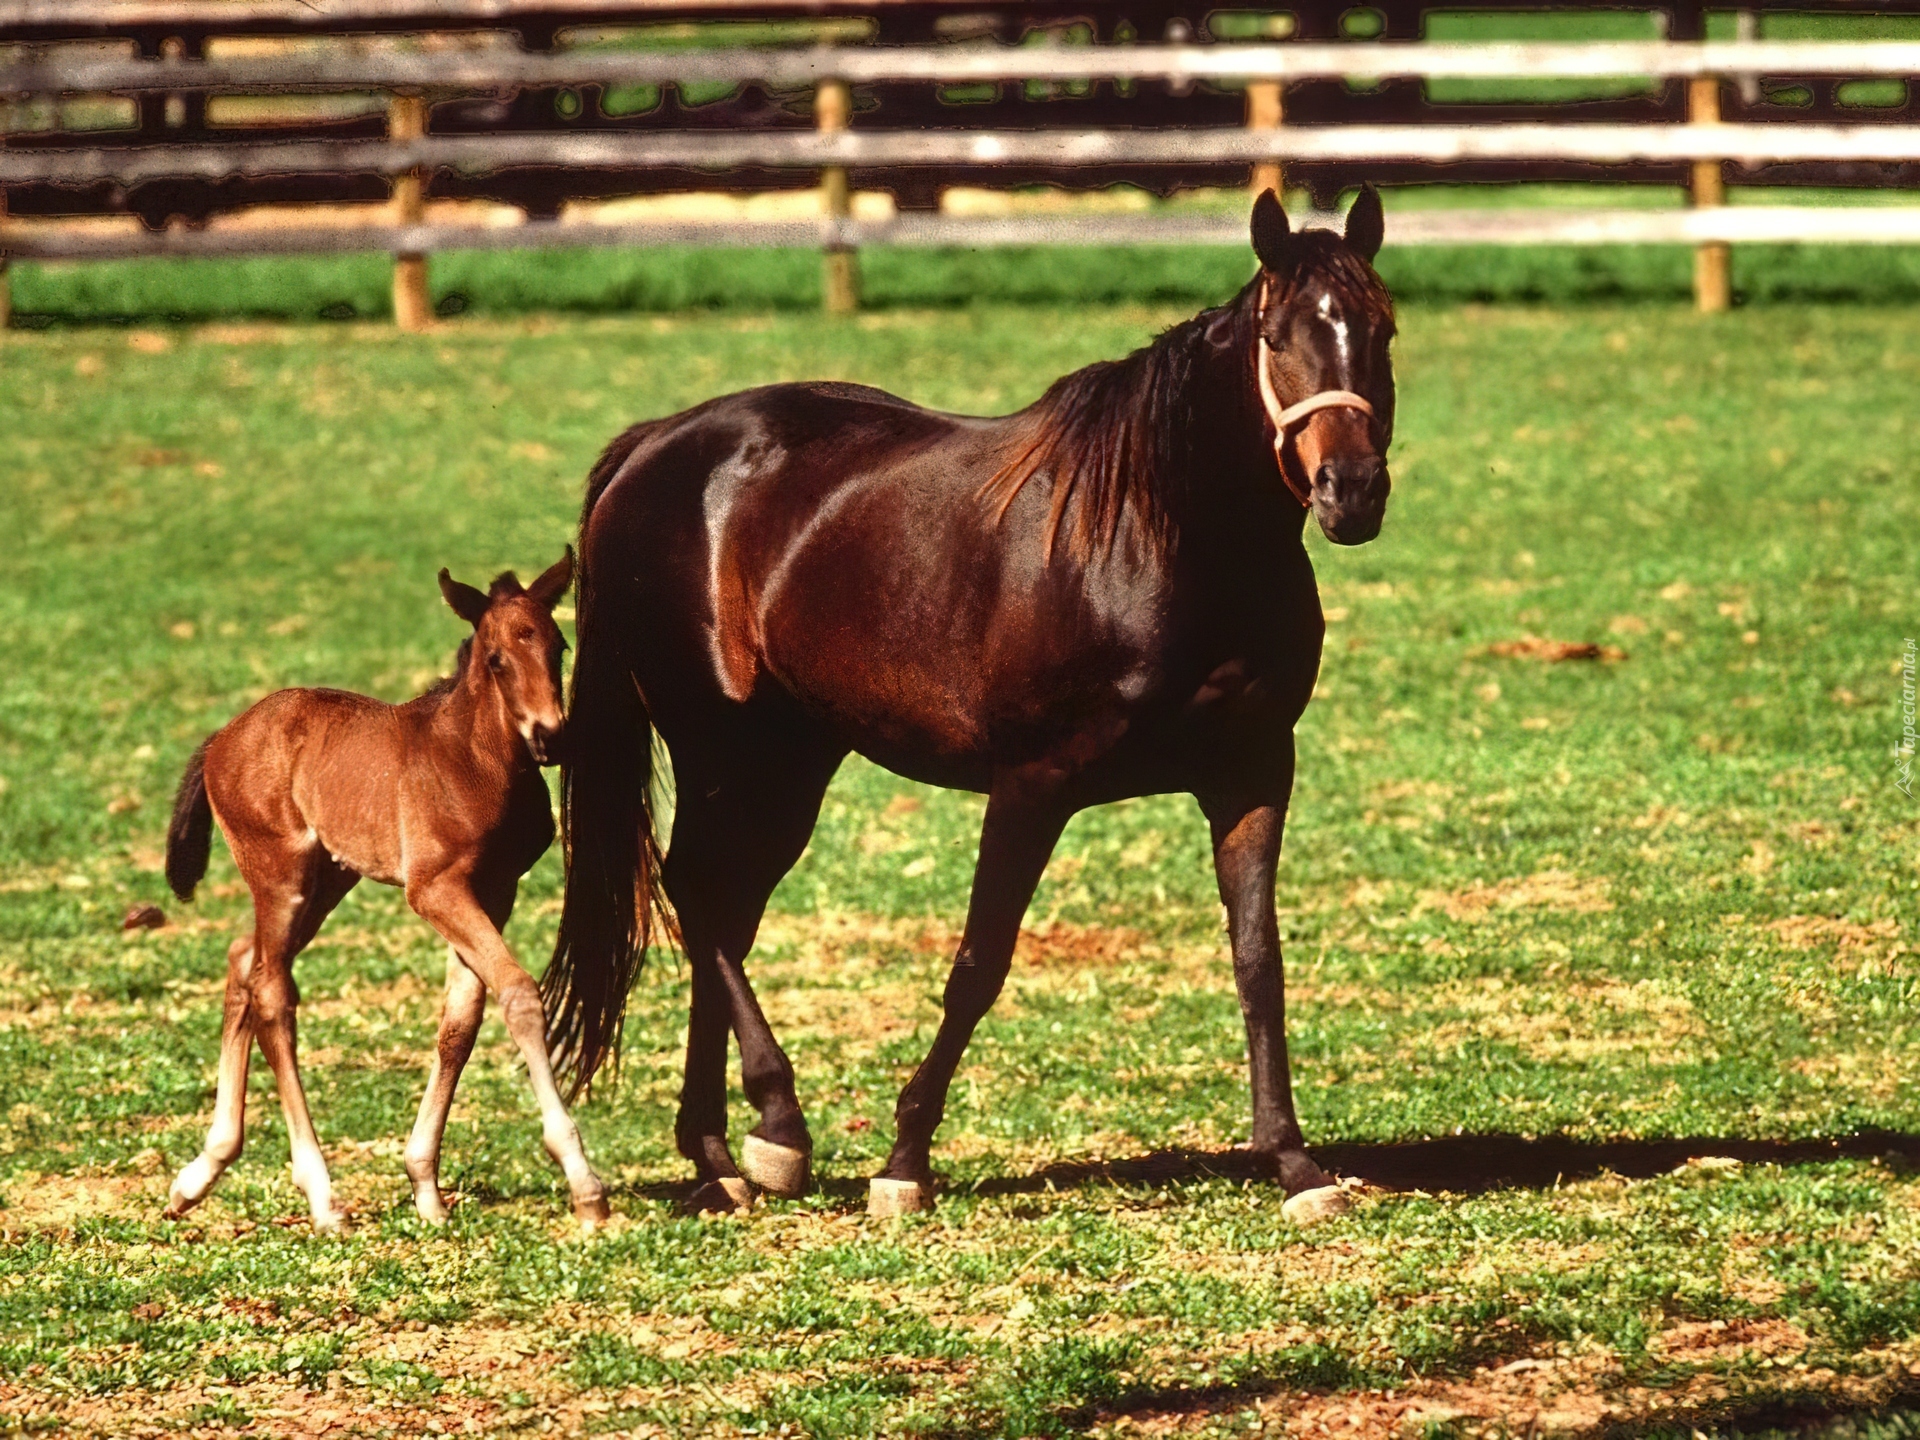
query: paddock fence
5 0 1920 323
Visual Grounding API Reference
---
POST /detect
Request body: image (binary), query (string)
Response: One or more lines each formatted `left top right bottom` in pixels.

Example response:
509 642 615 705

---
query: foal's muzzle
1311 456 1391 546
527 720 566 766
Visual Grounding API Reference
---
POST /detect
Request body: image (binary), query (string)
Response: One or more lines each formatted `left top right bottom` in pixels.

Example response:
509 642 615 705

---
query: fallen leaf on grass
1488 635 1627 663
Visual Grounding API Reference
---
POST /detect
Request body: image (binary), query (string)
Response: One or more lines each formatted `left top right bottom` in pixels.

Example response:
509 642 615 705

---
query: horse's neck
1175 298 1313 562
431 671 528 776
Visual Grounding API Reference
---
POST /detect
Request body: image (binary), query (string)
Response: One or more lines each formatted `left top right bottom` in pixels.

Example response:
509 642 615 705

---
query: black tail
165 739 215 901
541 425 677 1101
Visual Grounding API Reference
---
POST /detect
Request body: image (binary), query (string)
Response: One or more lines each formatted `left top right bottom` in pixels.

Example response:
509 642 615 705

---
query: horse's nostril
1314 464 1338 493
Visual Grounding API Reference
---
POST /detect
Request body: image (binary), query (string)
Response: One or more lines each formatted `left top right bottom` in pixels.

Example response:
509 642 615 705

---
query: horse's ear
527 545 575 611
1251 188 1293 276
1345 184 1384 262
438 568 490 626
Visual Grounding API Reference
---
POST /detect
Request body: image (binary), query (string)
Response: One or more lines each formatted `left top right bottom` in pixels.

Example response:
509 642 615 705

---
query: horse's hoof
868 1178 932 1218
1282 1184 1352 1227
311 1210 351 1236
741 1135 811 1199
687 1177 755 1216
574 1192 612 1230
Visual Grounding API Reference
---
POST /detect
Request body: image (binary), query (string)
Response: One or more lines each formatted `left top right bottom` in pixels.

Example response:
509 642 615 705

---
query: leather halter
1255 280 1376 508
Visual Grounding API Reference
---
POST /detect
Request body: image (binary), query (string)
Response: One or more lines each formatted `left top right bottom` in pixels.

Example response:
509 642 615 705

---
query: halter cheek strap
1256 283 1376 508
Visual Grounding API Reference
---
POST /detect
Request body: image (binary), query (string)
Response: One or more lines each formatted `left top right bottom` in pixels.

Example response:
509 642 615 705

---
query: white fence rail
5 34 1920 319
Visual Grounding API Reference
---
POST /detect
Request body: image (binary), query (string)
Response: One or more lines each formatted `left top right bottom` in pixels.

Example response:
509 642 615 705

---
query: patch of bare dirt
1421 870 1612 922
0 1172 162 1234
1767 914 1904 958
1093 1336 1920 1439
1421 977 1705 1064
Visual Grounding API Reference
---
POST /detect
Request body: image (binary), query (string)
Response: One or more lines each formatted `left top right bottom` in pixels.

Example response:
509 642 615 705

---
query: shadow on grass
967 1129 1920 1198
626 1130 1919 1211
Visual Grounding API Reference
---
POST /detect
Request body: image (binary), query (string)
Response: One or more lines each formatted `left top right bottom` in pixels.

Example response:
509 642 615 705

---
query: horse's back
205 687 401 853
584 382 1162 785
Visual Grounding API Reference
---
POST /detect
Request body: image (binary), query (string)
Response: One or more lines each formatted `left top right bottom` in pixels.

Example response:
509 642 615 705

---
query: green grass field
2 291 1917 1437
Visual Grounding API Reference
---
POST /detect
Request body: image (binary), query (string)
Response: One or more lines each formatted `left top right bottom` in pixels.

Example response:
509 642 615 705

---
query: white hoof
1282 1184 1353 1228
868 1178 932 1218
740 1135 810 1198
687 1177 755 1216
412 1185 451 1225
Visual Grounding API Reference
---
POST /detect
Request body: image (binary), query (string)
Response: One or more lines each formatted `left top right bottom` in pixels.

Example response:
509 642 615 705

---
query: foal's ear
526 545 575 611
1345 184 1385 262
1251 188 1293 276
438 569 491 626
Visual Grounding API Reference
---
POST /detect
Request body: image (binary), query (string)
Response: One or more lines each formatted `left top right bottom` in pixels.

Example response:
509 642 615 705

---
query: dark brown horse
163 552 611 1231
544 191 1396 1222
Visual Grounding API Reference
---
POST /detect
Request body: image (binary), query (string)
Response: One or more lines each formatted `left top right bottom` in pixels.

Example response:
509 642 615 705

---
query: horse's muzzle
1311 456 1391 546
527 720 566 766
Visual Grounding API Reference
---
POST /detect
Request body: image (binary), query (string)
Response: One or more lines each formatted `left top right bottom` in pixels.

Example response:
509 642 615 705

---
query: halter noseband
1256 280 1376 509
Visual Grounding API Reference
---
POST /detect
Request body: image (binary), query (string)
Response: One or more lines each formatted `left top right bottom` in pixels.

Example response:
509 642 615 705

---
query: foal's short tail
165 739 215 902
542 426 677 1101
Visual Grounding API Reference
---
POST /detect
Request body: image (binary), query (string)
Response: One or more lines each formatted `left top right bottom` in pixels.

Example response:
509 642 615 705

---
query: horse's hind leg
247 858 359 1232
873 782 1067 1215
665 741 841 1209
166 932 258 1218
403 944 487 1223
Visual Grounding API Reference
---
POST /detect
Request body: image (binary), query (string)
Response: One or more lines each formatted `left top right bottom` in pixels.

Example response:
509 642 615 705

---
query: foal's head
438 549 574 765
1250 187 1396 546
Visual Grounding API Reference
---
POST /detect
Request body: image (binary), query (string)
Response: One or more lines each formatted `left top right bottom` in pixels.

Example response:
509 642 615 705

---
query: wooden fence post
816 78 859 315
389 92 432 331
1246 80 1284 199
1689 75 1730 314
0 187 11 332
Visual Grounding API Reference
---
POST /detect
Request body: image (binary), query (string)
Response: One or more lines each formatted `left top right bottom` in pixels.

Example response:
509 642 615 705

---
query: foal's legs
402 944 488 1223
407 871 608 1227
874 784 1068 1213
166 932 257 1218
1199 784 1345 1223
168 855 357 1228
247 860 360 1231
664 746 840 1209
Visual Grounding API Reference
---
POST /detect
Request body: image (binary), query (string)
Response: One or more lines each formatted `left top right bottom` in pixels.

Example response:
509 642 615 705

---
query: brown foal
161 550 609 1232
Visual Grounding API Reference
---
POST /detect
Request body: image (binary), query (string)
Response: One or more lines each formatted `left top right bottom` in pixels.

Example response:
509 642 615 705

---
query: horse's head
439 548 574 764
1250 186 1396 546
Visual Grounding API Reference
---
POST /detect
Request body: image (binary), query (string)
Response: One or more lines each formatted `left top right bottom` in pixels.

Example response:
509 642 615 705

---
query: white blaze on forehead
1316 292 1354 378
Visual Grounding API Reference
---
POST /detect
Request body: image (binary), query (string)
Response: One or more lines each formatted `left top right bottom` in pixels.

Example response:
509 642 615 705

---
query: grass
1 294 1917 1437
15 237 1920 327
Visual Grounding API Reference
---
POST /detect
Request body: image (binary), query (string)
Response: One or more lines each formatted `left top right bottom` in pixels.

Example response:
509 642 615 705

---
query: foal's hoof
868 1178 933 1218
574 1193 612 1230
740 1136 811 1199
1281 1184 1352 1228
687 1177 755 1216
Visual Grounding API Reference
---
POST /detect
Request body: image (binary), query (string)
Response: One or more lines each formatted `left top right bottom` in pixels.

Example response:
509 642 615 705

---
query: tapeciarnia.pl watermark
1898 637 1917 798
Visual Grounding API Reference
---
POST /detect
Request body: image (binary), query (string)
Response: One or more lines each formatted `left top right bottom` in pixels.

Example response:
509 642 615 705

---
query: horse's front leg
408 871 609 1229
873 784 1068 1216
1200 785 1349 1226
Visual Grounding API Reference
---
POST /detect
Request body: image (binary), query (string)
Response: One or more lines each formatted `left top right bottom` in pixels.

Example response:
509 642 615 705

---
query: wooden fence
6 1 1920 323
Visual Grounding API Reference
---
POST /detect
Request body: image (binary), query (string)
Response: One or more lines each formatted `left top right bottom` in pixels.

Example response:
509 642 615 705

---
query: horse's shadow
628 1130 1919 1208
752 1129 1920 1208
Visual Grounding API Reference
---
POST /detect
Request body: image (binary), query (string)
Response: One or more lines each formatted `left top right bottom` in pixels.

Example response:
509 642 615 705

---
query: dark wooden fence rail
5 1 1920 324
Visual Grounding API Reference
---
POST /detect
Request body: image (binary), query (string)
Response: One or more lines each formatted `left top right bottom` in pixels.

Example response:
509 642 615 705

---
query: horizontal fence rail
6 4 1920 323
11 41 1920 95
11 205 1920 263
14 125 1920 186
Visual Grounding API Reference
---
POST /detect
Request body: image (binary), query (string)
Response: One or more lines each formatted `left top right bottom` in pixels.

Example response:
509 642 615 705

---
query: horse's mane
979 237 1392 563
977 305 1223 565
419 636 473 699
